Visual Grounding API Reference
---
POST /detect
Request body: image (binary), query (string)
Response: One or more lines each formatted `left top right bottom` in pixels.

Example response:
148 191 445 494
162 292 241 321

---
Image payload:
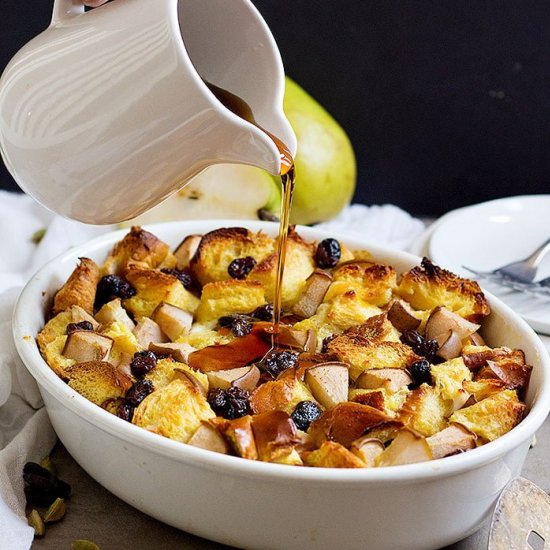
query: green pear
282 77 356 225
122 163 281 227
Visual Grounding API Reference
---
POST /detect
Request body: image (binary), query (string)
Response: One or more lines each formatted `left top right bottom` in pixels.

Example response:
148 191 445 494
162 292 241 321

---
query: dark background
1 1 549 216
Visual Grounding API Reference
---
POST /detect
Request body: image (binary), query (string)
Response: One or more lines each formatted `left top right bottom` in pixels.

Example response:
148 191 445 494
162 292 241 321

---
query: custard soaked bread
37 226 530 468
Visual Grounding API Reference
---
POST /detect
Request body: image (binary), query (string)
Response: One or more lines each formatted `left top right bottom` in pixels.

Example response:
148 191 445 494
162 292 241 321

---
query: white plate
429 195 550 335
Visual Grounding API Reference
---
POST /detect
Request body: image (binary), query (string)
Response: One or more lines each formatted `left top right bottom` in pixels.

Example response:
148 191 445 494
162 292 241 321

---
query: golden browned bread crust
52 258 100 315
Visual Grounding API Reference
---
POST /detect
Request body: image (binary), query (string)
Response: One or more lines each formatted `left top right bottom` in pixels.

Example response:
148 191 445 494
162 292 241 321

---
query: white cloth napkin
0 192 426 549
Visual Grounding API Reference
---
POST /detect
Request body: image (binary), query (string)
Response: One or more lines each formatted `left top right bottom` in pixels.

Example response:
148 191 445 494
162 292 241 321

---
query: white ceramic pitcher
0 0 296 224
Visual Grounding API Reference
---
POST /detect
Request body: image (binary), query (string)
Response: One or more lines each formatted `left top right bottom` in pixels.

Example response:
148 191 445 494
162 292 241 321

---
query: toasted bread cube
38 305 98 353
325 262 397 307
251 411 302 463
304 441 365 468
376 429 432 467
308 402 393 448
212 415 258 460
349 387 410 416
95 298 134 331
65 361 132 406
327 335 420 381
42 336 76 377
176 324 234 350
101 226 175 275
426 424 476 459
206 365 260 393
250 377 315 415
431 357 473 412
190 227 275 285
195 280 266 323
123 268 200 318
449 390 525 442
132 377 215 443
463 379 507 402
397 258 490 323
144 358 208 392
400 385 448 437
249 228 315 308
62 331 113 363
133 317 168 348
53 258 100 315
100 320 141 363
343 314 401 343
324 292 384 332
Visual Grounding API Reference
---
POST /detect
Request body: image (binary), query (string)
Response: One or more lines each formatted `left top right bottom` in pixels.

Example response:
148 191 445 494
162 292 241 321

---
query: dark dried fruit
400 330 438 361
130 350 157 378
250 303 274 321
321 334 336 353
66 321 94 335
95 274 136 309
259 350 299 379
291 401 322 431
228 256 256 280
218 314 253 337
315 238 341 269
160 268 194 289
207 387 250 419
116 402 134 422
23 462 71 507
408 359 433 388
125 379 154 407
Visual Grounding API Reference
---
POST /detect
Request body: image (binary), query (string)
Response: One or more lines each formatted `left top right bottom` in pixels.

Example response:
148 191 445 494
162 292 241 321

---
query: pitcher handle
51 0 86 25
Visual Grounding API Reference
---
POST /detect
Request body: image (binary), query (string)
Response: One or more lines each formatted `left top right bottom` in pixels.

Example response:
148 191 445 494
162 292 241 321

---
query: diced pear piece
62 331 113 363
152 302 193 341
437 330 463 360
376 429 432 467
173 368 208 396
292 270 333 318
305 362 349 409
426 423 476 459
95 298 135 331
174 234 202 270
387 299 421 332
356 368 412 392
133 317 168 348
425 306 479 343
188 421 230 454
69 305 100 330
350 436 385 467
275 327 317 352
207 365 260 393
148 342 197 363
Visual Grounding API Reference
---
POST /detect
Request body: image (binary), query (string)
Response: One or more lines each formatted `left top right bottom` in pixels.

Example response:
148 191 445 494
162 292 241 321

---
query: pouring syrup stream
205 82 295 346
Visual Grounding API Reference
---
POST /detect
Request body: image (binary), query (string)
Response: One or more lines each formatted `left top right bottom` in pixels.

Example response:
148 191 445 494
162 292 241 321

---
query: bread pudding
37 226 530 468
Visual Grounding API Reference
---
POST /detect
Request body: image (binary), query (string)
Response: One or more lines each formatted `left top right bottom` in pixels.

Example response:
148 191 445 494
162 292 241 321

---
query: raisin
130 350 157 378
400 330 438 361
321 334 336 353
408 359 433 388
66 321 94 335
291 401 322 431
228 256 256 280
250 303 274 321
207 387 250 419
218 314 253 337
259 350 299 379
23 462 71 507
116 402 134 422
95 274 136 309
160 268 194 289
315 238 341 269
125 379 154 407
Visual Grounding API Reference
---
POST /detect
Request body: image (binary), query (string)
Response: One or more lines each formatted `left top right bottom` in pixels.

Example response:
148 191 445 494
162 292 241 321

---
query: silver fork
464 237 550 284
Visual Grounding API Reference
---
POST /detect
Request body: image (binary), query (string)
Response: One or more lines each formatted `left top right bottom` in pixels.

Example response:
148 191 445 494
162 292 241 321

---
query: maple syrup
206 82 296 345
